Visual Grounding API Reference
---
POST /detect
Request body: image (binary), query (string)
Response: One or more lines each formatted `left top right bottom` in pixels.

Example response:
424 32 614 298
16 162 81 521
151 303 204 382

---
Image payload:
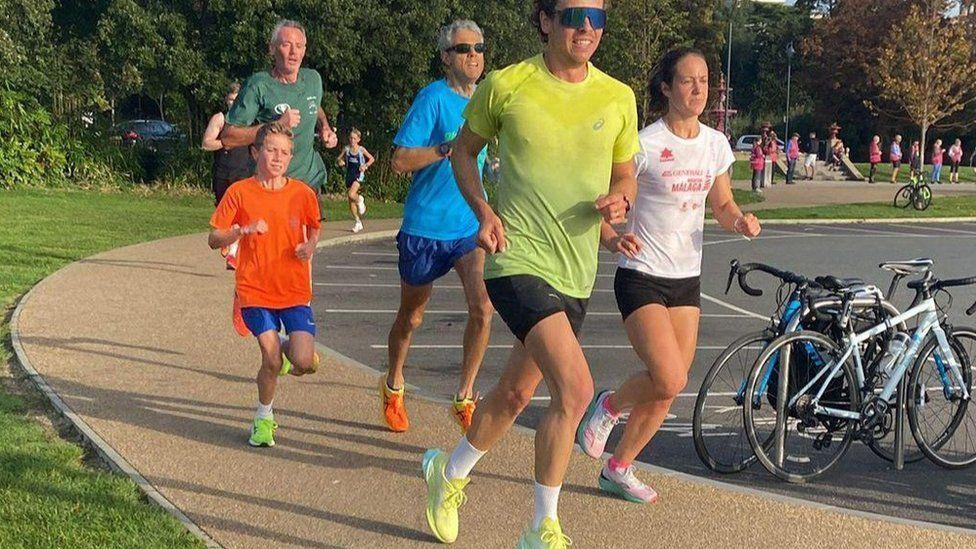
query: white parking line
888 223 976 235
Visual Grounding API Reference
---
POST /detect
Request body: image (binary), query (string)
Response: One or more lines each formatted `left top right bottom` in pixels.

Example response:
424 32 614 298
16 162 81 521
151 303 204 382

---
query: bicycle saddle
815 276 865 290
879 258 933 275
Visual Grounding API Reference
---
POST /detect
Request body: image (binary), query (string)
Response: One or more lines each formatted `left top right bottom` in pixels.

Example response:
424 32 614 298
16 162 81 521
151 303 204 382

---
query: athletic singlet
344 146 365 184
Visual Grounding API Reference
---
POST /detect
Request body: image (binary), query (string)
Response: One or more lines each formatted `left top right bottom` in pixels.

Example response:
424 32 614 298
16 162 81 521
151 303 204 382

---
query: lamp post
785 41 795 141
724 0 736 139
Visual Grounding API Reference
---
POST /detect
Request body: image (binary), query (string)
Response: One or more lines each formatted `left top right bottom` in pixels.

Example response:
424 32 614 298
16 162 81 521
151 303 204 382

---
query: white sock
228 240 239 257
533 482 560 530
256 401 273 419
444 436 486 480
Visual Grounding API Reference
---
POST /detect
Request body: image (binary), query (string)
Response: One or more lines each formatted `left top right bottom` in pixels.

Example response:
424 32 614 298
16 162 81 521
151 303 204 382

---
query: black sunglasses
445 42 486 54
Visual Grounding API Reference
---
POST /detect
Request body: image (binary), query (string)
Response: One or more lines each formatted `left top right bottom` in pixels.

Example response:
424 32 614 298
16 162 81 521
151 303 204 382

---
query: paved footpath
13 217 976 548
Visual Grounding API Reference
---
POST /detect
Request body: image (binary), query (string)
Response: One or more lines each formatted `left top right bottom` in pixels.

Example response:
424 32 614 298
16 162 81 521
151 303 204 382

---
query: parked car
113 119 185 150
734 134 785 152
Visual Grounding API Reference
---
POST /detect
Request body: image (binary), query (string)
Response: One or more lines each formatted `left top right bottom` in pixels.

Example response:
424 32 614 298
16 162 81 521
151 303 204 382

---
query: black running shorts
614 267 701 321
485 275 589 343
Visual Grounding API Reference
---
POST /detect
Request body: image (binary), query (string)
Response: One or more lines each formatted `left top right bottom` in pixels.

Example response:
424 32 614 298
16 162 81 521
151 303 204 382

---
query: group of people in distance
201 1 763 547
868 134 967 185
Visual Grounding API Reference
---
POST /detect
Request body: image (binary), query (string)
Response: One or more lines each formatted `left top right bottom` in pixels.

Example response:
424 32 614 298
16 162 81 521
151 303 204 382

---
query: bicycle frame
792 297 970 421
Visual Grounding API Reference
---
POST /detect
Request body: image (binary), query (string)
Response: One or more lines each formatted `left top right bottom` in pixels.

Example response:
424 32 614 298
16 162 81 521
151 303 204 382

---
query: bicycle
893 170 932 210
742 262 976 482
692 260 912 474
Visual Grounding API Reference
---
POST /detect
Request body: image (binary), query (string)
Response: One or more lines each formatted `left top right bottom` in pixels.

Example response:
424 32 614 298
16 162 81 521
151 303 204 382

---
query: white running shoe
357 195 366 215
352 220 364 233
576 390 620 459
598 462 659 504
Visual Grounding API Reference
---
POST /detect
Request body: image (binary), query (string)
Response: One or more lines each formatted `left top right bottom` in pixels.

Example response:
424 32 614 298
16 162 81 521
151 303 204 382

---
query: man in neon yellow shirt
420 1 639 546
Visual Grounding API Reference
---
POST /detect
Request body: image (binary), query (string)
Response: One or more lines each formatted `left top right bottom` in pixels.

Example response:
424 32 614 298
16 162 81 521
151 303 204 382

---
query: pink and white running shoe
598 462 659 504
576 390 620 459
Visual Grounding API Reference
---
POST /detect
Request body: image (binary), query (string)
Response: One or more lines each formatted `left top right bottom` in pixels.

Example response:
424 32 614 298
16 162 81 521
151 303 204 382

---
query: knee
500 385 535 415
261 354 283 375
347 190 357 201
656 371 688 401
557 384 594 420
396 309 424 332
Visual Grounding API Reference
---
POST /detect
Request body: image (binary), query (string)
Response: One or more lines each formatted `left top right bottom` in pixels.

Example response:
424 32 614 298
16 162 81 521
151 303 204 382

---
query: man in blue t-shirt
379 19 491 435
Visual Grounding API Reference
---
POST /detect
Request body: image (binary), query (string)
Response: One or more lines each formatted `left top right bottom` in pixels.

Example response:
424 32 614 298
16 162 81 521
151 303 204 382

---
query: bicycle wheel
693 330 773 473
743 330 860 482
893 184 913 208
908 327 976 468
913 184 933 210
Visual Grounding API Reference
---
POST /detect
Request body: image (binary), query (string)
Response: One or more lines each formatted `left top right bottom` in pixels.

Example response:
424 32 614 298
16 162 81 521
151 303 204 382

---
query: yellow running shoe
518 518 572 548
451 395 477 433
380 375 409 432
422 449 469 544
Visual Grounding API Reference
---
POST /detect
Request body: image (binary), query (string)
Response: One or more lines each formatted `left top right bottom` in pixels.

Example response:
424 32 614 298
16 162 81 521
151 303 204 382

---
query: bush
0 90 146 190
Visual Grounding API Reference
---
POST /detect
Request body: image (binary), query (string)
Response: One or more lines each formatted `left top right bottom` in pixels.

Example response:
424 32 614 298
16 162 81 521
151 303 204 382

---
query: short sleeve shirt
463 55 640 298
618 119 735 279
394 79 486 240
227 68 327 190
210 178 321 308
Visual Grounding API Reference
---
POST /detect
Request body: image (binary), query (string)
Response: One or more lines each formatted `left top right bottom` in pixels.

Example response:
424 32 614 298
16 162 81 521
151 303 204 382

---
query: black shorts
951 161 960 174
212 176 240 206
485 275 589 343
892 160 901 169
614 267 701 321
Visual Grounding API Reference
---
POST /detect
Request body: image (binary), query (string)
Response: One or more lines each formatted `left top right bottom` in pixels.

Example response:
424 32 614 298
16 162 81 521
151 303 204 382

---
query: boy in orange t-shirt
209 124 321 448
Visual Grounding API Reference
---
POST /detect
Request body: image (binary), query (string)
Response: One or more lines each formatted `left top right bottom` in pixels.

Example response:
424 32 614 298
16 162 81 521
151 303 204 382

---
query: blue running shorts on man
396 231 478 287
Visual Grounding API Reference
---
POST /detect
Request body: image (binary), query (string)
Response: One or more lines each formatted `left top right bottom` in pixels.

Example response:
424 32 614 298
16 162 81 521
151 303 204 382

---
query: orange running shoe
451 395 477 433
379 375 409 432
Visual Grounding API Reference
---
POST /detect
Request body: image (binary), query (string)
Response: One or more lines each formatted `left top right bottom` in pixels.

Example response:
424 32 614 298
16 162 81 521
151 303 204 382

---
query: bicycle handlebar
726 260 811 297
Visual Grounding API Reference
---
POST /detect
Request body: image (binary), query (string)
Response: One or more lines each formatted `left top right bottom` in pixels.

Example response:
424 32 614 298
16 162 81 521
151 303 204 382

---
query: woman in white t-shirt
576 47 762 503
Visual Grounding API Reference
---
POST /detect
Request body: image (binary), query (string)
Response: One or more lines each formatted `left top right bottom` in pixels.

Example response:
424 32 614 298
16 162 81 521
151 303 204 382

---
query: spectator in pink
931 139 944 184
786 133 800 184
750 139 765 193
948 138 963 183
889 134 902 184
868 135 882 183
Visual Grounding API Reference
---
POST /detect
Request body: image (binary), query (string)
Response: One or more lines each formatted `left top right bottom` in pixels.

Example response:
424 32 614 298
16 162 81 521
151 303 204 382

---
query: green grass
0 187 402 547
756 194 976 220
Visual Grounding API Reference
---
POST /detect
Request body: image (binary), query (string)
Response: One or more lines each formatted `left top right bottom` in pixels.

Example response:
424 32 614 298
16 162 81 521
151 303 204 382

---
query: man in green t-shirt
221 20 338 200
419 1 639 546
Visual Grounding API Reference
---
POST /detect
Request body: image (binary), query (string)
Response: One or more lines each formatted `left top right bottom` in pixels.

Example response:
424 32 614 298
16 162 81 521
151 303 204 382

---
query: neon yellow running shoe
422 448 469 543
279 355 293 376
517 518 572 548
248 417 277 447
278 334 292 376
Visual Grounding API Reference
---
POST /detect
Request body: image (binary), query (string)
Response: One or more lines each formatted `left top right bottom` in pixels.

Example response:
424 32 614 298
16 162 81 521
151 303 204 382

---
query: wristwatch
437 141 453 157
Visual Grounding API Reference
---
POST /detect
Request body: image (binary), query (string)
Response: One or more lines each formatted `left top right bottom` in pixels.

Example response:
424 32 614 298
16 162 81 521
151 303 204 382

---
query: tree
801 0 914 153
868 0 976 174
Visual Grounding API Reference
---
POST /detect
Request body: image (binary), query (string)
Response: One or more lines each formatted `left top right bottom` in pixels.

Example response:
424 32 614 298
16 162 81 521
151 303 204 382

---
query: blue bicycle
693 260 909 473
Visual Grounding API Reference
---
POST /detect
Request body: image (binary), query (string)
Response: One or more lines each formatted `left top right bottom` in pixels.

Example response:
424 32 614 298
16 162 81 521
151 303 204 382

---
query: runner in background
202 82 253 270
338 128 374 233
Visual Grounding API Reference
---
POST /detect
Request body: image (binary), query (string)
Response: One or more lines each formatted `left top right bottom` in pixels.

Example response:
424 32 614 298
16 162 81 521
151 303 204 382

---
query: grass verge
0 187 401 547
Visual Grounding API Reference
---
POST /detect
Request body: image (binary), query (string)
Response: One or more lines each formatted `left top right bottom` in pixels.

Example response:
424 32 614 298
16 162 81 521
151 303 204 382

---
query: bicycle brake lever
726 260 739 295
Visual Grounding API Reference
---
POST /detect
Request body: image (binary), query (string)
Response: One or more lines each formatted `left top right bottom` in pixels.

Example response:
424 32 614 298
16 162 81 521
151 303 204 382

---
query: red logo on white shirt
660 148 675 162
